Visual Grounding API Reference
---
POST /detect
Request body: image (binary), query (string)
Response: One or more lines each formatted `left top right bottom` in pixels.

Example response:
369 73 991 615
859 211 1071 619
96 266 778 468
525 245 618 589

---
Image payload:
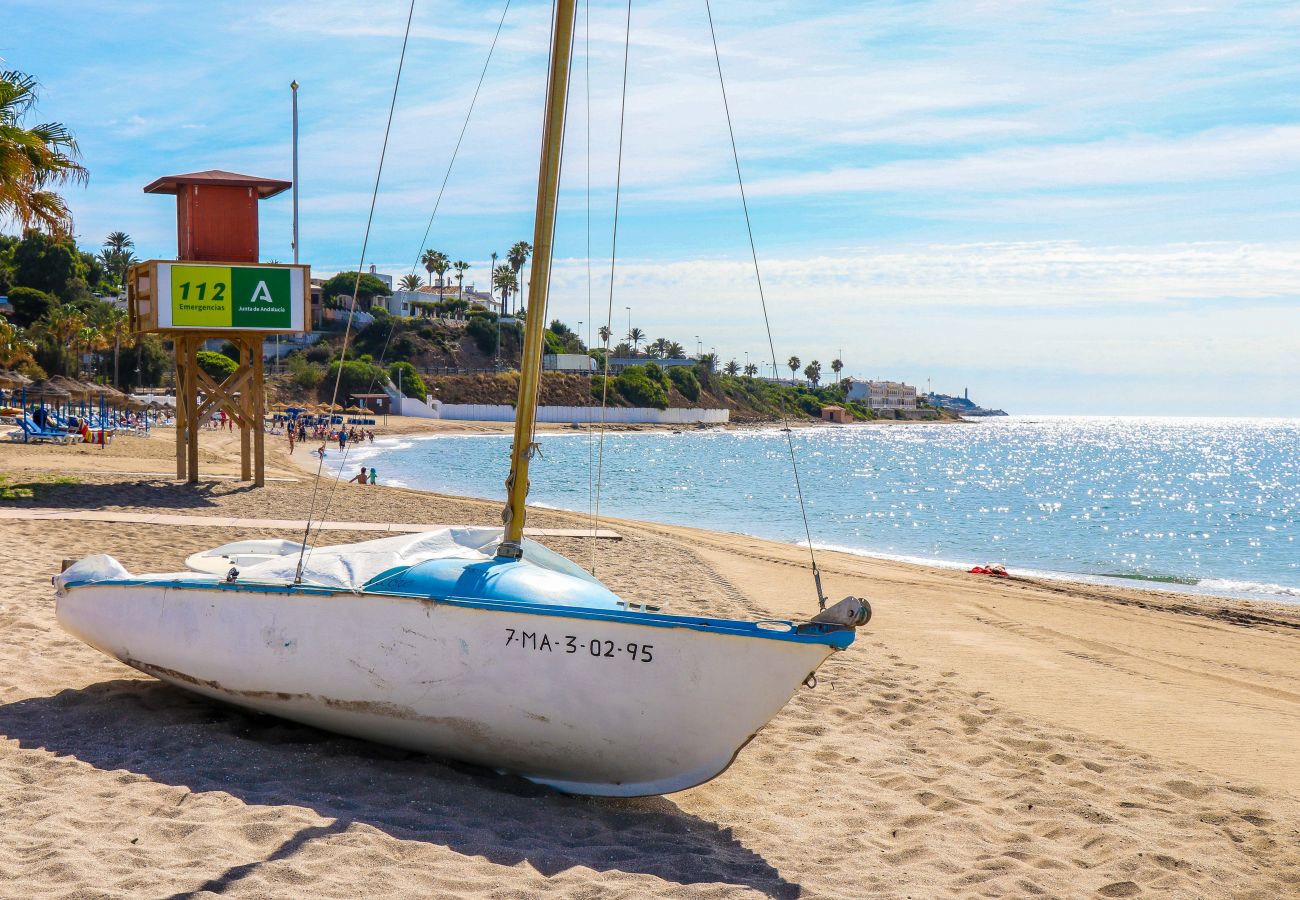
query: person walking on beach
338 429 348 452
287 429 295 453
351 465 368 485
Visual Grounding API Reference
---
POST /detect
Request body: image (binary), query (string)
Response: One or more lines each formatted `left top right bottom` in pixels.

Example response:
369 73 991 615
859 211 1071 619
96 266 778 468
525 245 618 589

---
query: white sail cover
58 528 605 594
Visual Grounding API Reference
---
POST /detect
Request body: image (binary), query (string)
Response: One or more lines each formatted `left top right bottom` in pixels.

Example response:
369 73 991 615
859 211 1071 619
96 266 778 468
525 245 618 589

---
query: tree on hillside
453 259 469 300
5 285 56 328
94 304 130 387
743 363 758 377
507 241 531 316
11 230 83 299
597 324 612 346
804 359 822 387
321 271 392 310
196 349 237 382
431 252 450 291
398 273 423 292
626 327 645 356
724 359 740 376
0 69 89 234
33 304 86 376
0 318 35 369
492 264 517 308
786 355 800 383
831 357 843 380
421 249 448 289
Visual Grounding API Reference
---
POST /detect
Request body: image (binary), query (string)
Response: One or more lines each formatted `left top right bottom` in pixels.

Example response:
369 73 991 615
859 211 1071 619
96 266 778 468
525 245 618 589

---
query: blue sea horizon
323 415 1300 604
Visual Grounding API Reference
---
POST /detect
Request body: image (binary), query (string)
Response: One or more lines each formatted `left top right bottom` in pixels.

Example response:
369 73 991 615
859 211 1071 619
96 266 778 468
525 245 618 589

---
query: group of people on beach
286 423 375 455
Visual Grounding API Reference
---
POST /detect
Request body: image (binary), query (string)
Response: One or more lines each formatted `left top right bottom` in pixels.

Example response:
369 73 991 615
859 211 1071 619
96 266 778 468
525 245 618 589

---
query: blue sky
4 0 1300 414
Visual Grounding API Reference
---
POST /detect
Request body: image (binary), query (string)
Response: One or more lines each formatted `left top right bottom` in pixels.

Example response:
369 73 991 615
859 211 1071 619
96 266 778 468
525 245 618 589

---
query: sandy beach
1 424 1298 898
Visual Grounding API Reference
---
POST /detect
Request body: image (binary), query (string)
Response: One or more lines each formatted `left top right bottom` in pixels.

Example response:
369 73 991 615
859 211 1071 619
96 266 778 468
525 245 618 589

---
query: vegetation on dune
325 356 389 401
387 361 426 399
195 350 237 382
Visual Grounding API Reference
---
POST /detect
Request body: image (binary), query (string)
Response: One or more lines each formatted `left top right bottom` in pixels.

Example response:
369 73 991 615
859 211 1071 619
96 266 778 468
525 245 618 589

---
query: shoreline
292 421 1300 610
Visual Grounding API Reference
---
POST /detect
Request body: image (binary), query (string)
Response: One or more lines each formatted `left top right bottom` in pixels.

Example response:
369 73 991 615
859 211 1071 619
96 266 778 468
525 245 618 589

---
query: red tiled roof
143 169 291 198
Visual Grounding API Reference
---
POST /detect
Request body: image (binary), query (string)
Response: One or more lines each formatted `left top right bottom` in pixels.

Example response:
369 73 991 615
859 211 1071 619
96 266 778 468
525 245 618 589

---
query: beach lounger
7 417 82 444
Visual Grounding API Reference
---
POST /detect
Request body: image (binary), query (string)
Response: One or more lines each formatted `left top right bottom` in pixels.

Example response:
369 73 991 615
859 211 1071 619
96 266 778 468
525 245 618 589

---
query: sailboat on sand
54 0 870 797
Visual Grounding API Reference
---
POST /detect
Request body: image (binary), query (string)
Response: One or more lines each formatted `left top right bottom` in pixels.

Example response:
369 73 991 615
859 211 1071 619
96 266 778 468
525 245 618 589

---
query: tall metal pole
291 81 300 265
285 79 300 375
498 0 579 559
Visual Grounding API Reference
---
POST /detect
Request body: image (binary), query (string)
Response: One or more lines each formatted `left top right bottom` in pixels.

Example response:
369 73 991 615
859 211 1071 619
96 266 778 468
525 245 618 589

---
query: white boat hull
57 580 843 795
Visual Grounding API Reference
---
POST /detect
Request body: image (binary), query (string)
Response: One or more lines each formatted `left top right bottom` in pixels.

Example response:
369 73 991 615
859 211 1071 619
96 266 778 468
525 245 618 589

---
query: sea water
330 416 1300 603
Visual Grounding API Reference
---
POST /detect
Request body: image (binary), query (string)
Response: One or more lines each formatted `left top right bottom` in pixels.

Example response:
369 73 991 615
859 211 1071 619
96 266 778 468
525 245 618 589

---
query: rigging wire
584 0 596 567
408 0 514 278
703 0 828 609
591 0 634 572
293 0 418 584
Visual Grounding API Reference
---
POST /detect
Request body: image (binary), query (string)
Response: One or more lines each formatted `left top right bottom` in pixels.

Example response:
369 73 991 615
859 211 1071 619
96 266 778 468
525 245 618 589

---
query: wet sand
0 428 1297 898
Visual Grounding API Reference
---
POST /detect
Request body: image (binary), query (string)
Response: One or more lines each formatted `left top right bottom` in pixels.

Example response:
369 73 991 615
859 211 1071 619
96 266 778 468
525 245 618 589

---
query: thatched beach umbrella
0 370 32 389
26 379 72 401
47 375 91 400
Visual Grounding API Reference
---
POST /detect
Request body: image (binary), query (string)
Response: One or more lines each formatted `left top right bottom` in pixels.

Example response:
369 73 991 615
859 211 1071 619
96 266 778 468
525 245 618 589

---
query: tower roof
143 169 291 198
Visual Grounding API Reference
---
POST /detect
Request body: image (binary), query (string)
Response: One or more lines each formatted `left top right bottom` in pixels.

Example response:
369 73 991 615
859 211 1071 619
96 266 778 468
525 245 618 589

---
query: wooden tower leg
239 338 252 482
174 335 188 480
252 336 266 486
186 335 200 484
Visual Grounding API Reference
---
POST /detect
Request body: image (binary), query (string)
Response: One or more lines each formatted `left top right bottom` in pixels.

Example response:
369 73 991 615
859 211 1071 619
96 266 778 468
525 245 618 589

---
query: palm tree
36 305 86 376
724 359 740 376
786 356 800 383
0 70 89 234
431 252 450 292
698 352 718 373
612 341 633 357
598 324 612 346
97 245 139 288
626 327 646 356
666 341 685 359
453 259 470 301
492 264 517 306
507 241 531 316
831 357 843 382
0 318 35 369
804 360 822 387
77 323 108 378
398 273 423 292
105 231 133 253
89 305 129 387
743 363 758 377
421 249 440 287
489 251 498 312
648 337 671 358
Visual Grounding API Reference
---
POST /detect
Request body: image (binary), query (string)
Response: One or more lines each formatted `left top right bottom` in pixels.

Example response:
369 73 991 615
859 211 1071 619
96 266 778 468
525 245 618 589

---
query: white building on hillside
847 379 918 410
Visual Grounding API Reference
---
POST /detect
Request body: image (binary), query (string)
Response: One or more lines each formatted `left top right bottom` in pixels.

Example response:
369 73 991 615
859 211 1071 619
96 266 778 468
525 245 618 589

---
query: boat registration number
504 628 654 663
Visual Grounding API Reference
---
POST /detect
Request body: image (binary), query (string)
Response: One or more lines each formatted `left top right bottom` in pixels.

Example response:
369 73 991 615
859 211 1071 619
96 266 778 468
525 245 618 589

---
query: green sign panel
164 264 297 330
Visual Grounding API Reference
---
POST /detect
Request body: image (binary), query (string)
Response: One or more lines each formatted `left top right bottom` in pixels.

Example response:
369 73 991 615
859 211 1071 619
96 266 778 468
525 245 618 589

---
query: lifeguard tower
126 170 310 486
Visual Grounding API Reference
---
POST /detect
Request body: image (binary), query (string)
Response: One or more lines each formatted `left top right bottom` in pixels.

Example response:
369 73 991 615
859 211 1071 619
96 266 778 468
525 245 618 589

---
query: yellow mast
498 0 578 560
